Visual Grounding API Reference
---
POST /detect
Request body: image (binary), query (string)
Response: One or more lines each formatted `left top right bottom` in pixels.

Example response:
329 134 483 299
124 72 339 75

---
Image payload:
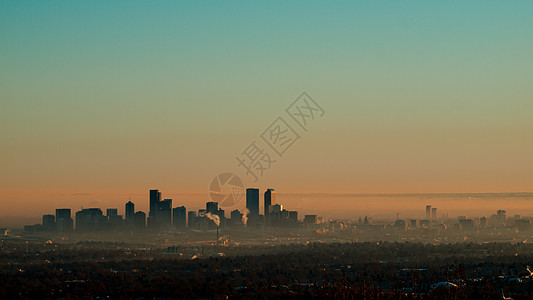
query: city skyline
4 189 533 227
11 187 533 230
21 187 532 251
2 2 532 299
2 2 533 219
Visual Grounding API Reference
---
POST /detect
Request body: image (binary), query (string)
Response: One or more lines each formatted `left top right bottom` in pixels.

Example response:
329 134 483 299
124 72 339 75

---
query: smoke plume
206 212 221 227
242 209 249 225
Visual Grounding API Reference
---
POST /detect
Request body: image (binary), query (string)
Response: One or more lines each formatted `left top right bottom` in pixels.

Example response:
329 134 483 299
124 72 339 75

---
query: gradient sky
1 1 533 220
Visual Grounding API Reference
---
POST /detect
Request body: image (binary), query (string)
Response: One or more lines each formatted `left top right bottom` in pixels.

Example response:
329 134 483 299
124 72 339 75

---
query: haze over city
2 2 533 226
2 2 533 299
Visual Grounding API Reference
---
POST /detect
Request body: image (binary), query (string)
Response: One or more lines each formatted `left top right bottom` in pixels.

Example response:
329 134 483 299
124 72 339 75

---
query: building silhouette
173 206 186 229
42 214 56 232
188 211 197 229
246 188 259 217
134 211 146 229
125 201 134 225
425 205 431 219
76 208 105 232
230 209 243 227
431 207 437 219
55 208 73 233
159 199 172 228
106 208 122 227
148 189 161 228
264 189 275 225
26 187 310 235
206 201 218 214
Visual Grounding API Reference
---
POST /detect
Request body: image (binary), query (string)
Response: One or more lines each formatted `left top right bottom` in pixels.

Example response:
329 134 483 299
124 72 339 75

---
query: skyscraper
230 209 243 227
159 199 172 228
246 188 259 217
134 211 146 230
206 201 218 214
107 208 118 217
173 206 186 229
125 201 134 223
425 205 431 219
188 211 197 229
264 189 275 223
55 208 73 233
76 208 105 232
431 207 437 219
149 189 161 227
42 214 56 232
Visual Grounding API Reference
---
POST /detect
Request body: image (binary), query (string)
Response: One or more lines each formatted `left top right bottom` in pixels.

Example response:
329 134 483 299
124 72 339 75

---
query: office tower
149 189 161 227
42 214 56 232
134 211 146 229
55 208 73 233
270 204 282 227
159 199 172 228
425 205 431 219
125 201 134 223
76 208 105 232
246 188 259 217
271 204 283 213
107 208 118 217
173 206 186 229
230 209 243 226
431 207 437 219
264 189 275 224
106 208 122 227
188 211 197 229
206 201 218 214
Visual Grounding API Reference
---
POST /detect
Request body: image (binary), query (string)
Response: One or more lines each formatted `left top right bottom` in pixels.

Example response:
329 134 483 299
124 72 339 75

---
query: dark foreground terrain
1 240 533 299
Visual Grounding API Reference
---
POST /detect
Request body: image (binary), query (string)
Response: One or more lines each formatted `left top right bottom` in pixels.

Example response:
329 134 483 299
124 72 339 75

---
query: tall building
106 208 122 227
55 208 73 233
264 189 275 223
107 208 118 217
246 188 259 217
431 207 437 219
206 201 218 214
125 201 134 223
76 208 105 232
42 214 56 232
173 206 186 229
425 205 431 219
230 209 243 227
159 199 172 228
134 211 146 230
188 211 197 229
149 189 161 227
